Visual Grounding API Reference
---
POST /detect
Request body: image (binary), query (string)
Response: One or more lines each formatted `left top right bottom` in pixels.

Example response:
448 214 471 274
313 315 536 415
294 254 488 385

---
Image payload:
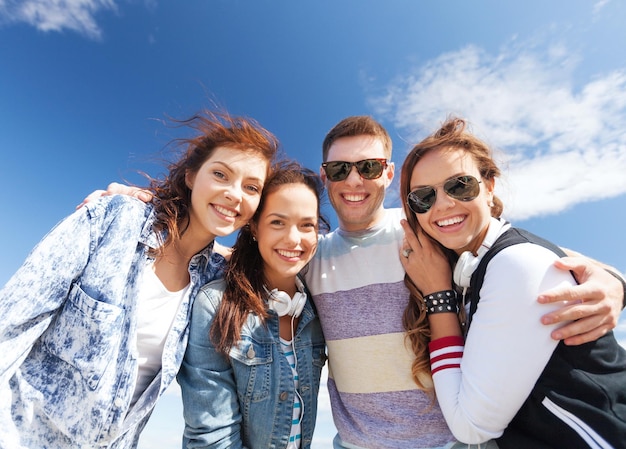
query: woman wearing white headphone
398 117 626 448
178 161 329 449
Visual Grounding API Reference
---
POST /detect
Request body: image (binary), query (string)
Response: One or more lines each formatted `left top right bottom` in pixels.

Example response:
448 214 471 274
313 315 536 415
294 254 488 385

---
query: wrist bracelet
424 290 459 315
605 269 626 310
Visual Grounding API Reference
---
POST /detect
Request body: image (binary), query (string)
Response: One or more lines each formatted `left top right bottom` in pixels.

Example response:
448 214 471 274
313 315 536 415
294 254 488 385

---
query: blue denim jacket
0 195 226 448
178 279 326 449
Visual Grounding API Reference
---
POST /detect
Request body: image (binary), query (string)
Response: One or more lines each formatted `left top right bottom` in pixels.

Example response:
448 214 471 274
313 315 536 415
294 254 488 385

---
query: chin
213 227 237 238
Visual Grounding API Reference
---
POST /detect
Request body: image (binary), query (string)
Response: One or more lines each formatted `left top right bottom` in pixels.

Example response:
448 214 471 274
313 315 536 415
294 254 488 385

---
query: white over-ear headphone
453 217 510 288
267 277 307 318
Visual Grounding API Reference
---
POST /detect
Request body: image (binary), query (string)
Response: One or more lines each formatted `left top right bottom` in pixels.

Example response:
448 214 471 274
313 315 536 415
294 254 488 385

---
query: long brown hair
148 110 279 253
399 117 503 391
210 160 330 354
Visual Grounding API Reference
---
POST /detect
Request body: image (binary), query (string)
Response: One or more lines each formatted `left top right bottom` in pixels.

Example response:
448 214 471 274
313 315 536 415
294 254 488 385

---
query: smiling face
185 147 268 245
410 147 495 255
322 135 394 232
252 183 319 292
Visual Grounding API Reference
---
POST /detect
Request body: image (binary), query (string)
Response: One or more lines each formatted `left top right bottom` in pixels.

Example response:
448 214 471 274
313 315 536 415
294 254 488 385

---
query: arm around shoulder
538 256 624 345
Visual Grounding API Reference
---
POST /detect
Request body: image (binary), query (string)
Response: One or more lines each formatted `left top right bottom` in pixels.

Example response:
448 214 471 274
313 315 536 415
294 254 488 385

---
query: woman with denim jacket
0 110 278 449
178 162 329 449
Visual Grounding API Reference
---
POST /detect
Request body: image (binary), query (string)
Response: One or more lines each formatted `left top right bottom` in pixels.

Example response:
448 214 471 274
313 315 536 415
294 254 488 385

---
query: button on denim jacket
178 278 327 449
0 195 225 448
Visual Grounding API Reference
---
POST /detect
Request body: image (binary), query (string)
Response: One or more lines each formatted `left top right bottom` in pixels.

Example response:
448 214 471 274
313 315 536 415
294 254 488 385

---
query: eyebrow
211 161 264 184
411 172 468 189
266 212 317 221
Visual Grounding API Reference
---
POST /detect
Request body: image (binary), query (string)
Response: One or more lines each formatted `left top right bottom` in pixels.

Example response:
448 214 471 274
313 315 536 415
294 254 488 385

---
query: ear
383 161 395 188
249 221 258 241
185 170 196 190
484 177 495 203
484 177 495 192
319 166 328 184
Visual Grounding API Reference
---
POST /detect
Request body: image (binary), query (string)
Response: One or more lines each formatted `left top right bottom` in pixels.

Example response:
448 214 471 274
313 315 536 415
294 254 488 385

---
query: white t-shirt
131 263 189 405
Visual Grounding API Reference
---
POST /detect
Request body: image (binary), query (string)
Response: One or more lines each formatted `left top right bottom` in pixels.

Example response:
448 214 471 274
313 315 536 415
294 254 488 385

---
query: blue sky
1 1 625 447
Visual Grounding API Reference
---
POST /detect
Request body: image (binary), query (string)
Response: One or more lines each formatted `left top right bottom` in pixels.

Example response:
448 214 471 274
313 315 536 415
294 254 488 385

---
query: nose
224 183 243 203
343 164 364 186
432 187 455 211
284 225 301 245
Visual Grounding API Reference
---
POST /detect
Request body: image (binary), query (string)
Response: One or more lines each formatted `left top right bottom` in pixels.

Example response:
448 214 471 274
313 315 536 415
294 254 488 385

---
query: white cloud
0 0 118 39
371 42 626 221
593 0 612 17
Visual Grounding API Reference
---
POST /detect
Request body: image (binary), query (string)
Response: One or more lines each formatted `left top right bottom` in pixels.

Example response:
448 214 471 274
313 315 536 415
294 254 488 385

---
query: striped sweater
305 208 454 449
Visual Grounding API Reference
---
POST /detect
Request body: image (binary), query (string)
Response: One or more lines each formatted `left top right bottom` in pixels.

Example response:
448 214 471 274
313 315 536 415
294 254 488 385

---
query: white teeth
277 249 302 258
344 194 366 202
214 205 237 217
437 216 464 227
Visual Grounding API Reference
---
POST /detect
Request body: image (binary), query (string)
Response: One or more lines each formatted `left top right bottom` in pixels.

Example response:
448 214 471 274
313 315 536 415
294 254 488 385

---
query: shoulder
194 279 227 314
384 207 405 233
82 194 152 222
385 207 405 221
494 228 564 256
492 243 560 269
490 228 564 267
487 238 574 287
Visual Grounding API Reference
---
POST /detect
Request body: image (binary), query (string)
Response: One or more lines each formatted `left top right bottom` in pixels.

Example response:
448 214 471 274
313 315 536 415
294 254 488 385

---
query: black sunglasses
321 158 388 182
407 175 482 214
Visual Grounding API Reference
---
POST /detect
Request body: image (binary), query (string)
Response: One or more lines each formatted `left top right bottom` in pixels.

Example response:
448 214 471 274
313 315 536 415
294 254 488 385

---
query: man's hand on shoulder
538 256 624 346
76 182 153 209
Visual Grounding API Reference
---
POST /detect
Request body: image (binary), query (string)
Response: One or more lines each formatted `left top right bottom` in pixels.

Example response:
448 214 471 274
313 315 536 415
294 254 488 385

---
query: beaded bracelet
424 290 459 315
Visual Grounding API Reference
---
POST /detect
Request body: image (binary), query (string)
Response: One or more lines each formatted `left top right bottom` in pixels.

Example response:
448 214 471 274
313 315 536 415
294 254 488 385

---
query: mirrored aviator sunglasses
407 175 481 214
321 158 387 182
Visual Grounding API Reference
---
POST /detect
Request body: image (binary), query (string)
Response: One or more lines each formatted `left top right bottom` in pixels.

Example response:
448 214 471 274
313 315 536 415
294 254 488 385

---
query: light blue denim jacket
0 195 226 448
178 278 326 449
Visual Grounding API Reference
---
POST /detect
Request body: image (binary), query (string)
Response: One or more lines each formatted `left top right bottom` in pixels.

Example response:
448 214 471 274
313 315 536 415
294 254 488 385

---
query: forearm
430 246 569 443
425 289 463 340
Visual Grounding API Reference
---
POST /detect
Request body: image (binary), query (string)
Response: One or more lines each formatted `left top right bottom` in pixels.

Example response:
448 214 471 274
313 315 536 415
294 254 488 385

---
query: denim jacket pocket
229 337 273 403
42 282 124 389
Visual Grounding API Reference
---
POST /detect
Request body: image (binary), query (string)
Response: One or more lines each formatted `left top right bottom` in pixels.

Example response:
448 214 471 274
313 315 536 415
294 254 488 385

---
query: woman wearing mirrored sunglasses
398 117 626 448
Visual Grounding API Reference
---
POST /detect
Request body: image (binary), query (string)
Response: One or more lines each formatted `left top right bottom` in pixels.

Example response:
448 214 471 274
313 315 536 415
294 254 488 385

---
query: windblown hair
148 110 279 254
322 116 392 161
210 160 330 354
399 117 503 391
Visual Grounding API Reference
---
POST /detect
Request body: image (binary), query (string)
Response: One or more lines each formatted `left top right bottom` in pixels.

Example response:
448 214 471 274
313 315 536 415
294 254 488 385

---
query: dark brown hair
210 160 330 354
